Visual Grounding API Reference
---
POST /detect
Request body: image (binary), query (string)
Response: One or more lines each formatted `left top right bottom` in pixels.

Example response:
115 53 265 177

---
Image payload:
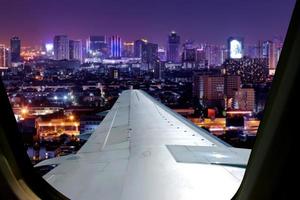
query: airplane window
0 0 295 199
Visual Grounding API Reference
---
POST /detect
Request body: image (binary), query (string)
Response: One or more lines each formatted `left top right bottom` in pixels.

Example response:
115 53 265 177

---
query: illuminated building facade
196 47 208 68
234 88 255 111
10 36 21 63
167 31 180 63
122 42 134 57
54 35 69 60
134 39 147 58
69 40 83 62
36 116 80 140
87 36 107 58
109 67 120 79
262 40 276 75
225 75 241 99
193 74 241 107
158 47 167 61
0 44 5 67
141 42 158 65
45 43 54 59
110 35 122 58
227 37 244 59
205 44 223 67
133 39 158 66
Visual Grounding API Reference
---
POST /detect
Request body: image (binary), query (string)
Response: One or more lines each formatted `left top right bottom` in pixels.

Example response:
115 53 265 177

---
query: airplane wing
35 89 250 200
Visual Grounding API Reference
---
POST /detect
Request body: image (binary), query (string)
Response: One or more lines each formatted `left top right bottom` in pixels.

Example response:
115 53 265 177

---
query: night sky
0 0 296 46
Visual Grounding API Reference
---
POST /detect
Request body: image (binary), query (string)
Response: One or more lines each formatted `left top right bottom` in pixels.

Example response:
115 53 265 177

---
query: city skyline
0 0 295 46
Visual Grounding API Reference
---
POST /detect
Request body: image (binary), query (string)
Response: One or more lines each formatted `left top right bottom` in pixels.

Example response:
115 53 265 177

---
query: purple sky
0 0 295 47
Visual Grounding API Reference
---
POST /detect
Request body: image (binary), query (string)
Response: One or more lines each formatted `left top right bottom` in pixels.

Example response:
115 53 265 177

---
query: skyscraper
54 35 69 60
273 36 284 65
69 40 83 62
196 47 207 68
87 36 107 58
141 42 158 65
110 35 122 58
182 41 197 68
158 47 167 61
0 44 6 67
134 39 147 58
122 42 134 58
167 31 180 63
262 40 276 75
10 36 21 63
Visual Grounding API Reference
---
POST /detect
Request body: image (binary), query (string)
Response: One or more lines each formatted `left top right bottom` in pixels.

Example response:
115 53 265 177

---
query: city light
226 111 252 115
45 43 54 52
21 107 29 115
2 0 289 169
229 39 243 59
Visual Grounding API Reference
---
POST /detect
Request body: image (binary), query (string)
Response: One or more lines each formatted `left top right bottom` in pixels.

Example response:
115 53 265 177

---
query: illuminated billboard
45 43 54 52
228 37 243 59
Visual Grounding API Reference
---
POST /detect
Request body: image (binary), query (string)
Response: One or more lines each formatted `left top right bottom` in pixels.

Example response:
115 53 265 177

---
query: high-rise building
194 75 225 106
69 40 83 62
87 36 107 58
110 35 122 58
220 46 228 64
134 39 158 65
167 31 180 63
193 74 241 107
182 47 196 69
141 42 158 65
262 40 276 75
205 45 223 67
0 44 6 67
154 62 163 80
196 47 207 68
10 36 21 63
234 88 255 111
54 35 69 60
134 39 147 58
225 75 241 99
122 42 134 58
273 36 284 67
158 47 167 61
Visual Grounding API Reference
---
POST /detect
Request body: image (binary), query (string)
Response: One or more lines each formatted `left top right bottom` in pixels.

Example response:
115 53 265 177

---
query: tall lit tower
262 40 276 75
0 44 6 67
167 31 180 63
110 35 122 58
54 35 69 60
10 36 21 63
